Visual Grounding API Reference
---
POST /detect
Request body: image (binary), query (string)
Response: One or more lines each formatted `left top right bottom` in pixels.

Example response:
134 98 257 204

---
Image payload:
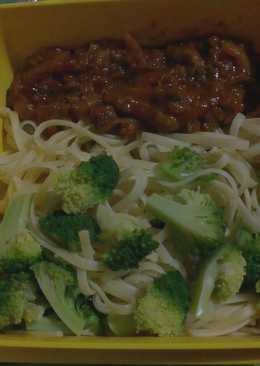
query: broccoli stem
147 191 224 256
147 194 189 226
191 246 229 319
33 262 84 335
0 194 32 244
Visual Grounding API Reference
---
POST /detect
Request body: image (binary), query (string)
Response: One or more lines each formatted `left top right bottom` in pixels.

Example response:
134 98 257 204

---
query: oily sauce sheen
7 35 260 139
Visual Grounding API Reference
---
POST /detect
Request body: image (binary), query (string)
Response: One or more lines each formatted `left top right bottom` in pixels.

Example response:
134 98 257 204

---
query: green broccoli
146 189 225 256
97 203 145 242
39 211 100 252
237 228 260 287
0 194 42 273
102 229 159 271
135 271 190 336
191 245 246 319
0 272 45 330
32 261 102 336
213 247 246 301
157 147 203 181
54 154 119 214
97 204 158 270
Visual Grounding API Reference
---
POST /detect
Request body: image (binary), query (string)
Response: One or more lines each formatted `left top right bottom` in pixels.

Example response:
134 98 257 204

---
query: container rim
0 0 130 10
1 1 260 361
0 335 260 350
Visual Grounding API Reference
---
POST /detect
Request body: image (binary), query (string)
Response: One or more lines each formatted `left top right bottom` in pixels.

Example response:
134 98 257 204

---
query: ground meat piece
114 118 140 139
88 102 139 138
124 33 147 69
207 36 251 83
7 35 258 138
105 95 178 132
167 43 206 74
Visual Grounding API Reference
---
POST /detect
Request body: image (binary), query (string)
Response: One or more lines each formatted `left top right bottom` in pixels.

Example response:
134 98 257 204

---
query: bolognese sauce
7 34 258 139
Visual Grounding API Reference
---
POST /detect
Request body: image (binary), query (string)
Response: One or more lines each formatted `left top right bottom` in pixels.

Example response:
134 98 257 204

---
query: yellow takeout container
0 0 260 363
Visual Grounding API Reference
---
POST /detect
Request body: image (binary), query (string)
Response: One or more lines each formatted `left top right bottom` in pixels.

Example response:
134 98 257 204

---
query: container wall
0 28 13 150
1 0 260 67
0 0 260 102
0 0 260 359
0 30 12 106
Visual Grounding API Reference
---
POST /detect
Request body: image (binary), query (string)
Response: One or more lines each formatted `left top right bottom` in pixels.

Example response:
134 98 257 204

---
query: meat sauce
7 35 260 139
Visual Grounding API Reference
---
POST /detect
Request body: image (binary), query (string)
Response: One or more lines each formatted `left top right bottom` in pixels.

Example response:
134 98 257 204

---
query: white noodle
159 168 239 198
102 279 139 302
244 189 252 211
93 294 110 314
90 281 134 315
142 132 189 149
79 231 94 260
189 303 256 336
36 235 103 271
230 113 246 136
34 119 112 152
244 143 260 160
3 109 30 151
124 273 154 288
2 106 260 336
113 171 148 211
68 141 90 161
226 156 257 193
157 243 187 278
209 180 238 227
173 131 250 151
146 251 159 263
139 142 155 161
212 153 230 169
238 198 260 232
251 188 260 213
113 140 140 155
77 270 95 297
118 157 156 171
139 261 166 276
241 118 260 136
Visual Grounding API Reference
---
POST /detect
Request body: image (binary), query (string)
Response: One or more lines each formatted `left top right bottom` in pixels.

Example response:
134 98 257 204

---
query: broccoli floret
135 271 190 336
54 154 119 214
237 228 260 287
39 211 100 252
146 189 225 256
213 246 246 301
157 147 203 181
191 245 246 319
0 272 44 329
0 194 42 273
97 203 145 242
102 229 159 271
32 261 102 335
0 233 42 273
97 204 157 270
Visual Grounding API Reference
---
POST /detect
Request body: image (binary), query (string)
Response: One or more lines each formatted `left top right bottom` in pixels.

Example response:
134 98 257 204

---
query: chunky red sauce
7 35 259 138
